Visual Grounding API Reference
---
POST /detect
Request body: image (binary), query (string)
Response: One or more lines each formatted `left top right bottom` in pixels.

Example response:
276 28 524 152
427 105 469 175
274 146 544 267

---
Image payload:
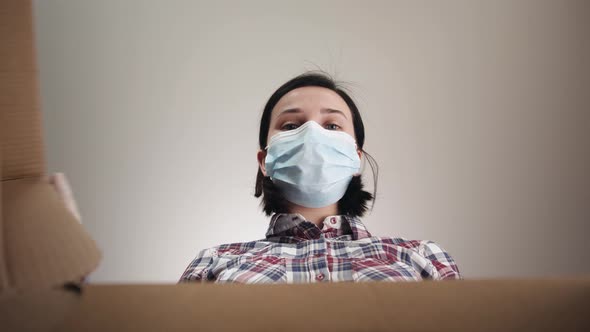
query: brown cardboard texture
55 279 590 331
0 0 101 291
0 288 80 331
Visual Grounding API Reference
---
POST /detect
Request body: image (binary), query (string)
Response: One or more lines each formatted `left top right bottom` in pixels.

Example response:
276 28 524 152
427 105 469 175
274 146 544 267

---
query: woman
179 72 461 283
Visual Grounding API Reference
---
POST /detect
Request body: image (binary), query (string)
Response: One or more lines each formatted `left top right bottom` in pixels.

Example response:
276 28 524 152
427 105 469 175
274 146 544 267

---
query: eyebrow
278 108 348 119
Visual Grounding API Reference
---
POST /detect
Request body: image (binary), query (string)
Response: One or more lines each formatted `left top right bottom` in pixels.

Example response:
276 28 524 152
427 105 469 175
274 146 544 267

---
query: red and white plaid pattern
180 213 461 283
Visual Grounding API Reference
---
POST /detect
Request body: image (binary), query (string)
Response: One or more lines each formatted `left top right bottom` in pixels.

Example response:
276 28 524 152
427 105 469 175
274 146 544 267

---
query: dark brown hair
254 72 378 217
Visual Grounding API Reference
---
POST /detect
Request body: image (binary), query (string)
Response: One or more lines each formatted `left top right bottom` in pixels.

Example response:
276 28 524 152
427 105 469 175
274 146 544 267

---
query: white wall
33 0 590 282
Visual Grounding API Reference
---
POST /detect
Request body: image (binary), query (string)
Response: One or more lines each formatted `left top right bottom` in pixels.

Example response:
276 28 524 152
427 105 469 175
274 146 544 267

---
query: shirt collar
265 213 372 241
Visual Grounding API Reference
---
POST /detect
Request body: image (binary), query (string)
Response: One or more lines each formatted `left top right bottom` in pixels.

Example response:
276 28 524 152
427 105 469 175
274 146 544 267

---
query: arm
178 247 218 283
419 241 462 280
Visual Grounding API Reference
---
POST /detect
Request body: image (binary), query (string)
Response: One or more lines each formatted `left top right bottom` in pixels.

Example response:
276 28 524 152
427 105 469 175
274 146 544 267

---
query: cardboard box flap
0 287 80 332
0 0 44 181
56 279 590 331
0 0 102 291
0 149 5 289
1 178 102 291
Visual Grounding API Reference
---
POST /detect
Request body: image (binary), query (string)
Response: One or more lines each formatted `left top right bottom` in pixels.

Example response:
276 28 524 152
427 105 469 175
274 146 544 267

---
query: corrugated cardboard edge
0 0 44 291
0 132 6 289
0 0 45 181
0 0 102 291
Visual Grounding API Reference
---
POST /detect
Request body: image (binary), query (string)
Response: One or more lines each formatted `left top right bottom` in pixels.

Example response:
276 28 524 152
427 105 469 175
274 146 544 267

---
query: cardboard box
0 0 102 290
1 0 589 331
1 0 101 330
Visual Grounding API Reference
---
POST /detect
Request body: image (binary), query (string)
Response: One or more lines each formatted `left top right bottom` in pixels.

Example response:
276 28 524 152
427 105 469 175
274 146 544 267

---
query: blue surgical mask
265 120 361 208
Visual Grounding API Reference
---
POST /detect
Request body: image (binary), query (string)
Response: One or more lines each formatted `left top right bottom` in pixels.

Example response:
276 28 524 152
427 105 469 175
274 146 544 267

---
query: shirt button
316 273 325 281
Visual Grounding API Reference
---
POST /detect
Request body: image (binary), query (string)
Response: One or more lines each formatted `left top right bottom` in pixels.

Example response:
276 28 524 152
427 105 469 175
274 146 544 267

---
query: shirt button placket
313 237 330 282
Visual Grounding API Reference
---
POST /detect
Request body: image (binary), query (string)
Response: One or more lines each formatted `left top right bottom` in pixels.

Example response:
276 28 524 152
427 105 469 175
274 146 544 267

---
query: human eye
281 123 300 131
325 123 341 130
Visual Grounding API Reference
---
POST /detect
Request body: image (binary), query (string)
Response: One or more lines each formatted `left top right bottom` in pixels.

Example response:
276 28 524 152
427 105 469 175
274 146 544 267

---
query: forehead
271 86 352 118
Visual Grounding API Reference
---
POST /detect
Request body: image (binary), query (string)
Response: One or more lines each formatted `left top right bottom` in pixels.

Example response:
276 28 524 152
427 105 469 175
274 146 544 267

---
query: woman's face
257 86 360 176
267 86 356 141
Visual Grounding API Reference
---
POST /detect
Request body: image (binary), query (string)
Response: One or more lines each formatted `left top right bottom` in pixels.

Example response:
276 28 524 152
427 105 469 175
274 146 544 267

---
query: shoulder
194 239 271 258
375 237 453 255
179 240 269 282
375 237 462 280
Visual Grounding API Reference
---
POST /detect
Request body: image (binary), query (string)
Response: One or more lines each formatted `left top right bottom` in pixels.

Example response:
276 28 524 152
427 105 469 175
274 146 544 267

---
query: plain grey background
33 0 589 283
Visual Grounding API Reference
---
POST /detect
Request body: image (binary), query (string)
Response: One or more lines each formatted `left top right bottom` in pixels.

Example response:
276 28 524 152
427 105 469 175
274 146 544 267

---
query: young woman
179 72 461 283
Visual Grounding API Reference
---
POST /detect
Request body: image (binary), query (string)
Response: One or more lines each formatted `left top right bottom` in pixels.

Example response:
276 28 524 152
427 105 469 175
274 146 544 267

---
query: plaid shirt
179 213 461 283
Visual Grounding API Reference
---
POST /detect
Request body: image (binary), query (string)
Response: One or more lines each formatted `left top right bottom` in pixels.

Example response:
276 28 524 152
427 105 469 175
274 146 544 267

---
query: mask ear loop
354 143 365 177
263 145 273 181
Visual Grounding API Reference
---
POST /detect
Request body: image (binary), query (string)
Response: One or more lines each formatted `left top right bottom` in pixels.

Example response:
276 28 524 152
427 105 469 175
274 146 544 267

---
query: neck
288 202 339 227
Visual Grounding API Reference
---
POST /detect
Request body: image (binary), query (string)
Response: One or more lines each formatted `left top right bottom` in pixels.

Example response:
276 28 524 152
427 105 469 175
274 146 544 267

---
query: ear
257 150 267 176
354 149 363 176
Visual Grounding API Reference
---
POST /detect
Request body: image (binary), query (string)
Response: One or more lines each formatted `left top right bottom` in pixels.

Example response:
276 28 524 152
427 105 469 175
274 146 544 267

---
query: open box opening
1 1 588 331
